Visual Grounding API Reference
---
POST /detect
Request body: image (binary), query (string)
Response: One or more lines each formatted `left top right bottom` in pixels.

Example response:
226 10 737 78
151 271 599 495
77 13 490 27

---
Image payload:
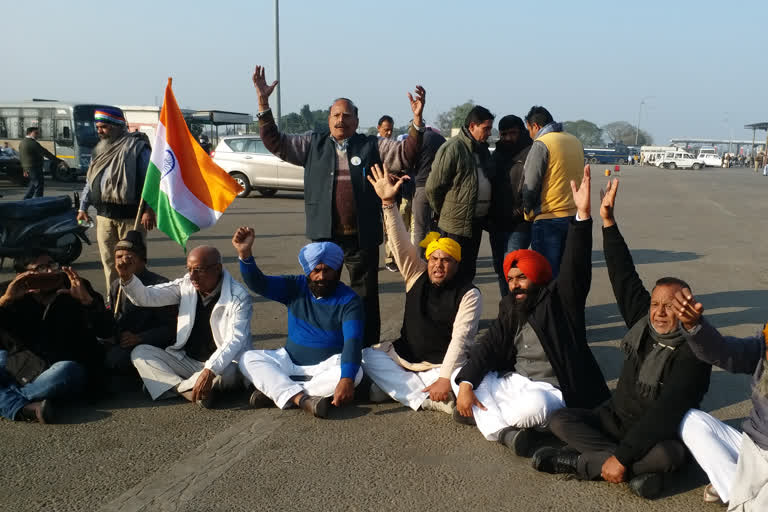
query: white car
696 152 722 167
657 151 702 170
212 136 304 198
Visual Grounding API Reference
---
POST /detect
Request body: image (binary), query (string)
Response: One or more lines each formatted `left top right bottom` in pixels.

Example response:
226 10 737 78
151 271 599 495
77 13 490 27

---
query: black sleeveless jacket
304 132 383 247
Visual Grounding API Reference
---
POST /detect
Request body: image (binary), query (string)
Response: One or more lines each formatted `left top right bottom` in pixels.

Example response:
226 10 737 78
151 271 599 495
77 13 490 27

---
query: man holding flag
252 65 425 348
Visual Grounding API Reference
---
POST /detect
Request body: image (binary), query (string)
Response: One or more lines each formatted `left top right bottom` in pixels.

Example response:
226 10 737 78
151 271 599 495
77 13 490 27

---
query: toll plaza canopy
190 110 253 146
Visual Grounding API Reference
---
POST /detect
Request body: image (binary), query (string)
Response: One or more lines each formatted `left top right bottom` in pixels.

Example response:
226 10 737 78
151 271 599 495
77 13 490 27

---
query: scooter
0 193 92 269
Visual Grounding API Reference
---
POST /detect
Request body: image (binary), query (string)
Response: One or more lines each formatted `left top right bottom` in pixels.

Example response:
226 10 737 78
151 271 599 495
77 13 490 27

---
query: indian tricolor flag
142 78 242 248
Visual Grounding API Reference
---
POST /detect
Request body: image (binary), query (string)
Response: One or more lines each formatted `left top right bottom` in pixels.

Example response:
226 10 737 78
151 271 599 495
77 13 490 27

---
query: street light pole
274 0 281 128
635 97 648 146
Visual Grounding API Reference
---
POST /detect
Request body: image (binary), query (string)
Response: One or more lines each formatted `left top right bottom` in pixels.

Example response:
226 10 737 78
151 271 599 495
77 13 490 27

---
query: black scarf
621 315 686 399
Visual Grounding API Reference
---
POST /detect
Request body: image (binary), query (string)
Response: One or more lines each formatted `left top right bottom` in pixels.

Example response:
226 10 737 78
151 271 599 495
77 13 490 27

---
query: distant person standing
19 127 61 199
198 134 211 154
376 116 394 139
427 106 495 281
378 115 404 273
521 106 584 277
77 107 155 300
411 127 446 251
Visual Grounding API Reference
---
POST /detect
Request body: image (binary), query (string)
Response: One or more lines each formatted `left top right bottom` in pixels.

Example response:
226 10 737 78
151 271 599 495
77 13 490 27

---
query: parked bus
583 144 631 165
0 100 121 181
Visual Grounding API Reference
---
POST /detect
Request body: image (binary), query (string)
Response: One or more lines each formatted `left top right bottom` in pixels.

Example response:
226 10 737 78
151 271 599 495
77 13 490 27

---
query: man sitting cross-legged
123 245 253 408
233 229 363 419
361 163 481 414
453 165 610 454
532 178 712 500
674 292 768 508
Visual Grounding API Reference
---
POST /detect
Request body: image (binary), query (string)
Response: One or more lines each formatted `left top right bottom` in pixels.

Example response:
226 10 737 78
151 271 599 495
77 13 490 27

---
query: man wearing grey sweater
674 290 768 509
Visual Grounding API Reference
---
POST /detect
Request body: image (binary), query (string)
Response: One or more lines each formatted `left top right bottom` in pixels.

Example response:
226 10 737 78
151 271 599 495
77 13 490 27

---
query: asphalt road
0 164 765 511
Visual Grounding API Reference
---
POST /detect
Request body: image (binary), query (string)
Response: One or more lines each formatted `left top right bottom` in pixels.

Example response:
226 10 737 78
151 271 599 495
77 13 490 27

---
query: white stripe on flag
150 123 222 228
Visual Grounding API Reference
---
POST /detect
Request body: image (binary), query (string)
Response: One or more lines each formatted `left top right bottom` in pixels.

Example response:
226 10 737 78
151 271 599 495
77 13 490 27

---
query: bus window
39 110 54 140
0 118 6 138
73 106 99 147
55 118 74 146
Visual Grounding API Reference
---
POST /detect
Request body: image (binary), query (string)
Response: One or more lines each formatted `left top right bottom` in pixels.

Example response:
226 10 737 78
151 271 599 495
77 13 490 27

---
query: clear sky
3 0 765 145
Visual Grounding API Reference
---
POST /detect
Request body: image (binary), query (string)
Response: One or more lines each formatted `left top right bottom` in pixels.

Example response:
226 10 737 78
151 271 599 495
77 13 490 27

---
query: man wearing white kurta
120 245 252 407
361 164 481 414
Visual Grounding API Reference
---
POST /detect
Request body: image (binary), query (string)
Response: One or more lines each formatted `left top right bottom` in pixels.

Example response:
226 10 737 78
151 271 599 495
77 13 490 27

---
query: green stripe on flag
142 163 199 249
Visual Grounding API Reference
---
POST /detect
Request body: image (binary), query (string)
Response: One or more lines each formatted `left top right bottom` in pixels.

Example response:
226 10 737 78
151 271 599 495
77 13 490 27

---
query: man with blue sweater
233 228 364 419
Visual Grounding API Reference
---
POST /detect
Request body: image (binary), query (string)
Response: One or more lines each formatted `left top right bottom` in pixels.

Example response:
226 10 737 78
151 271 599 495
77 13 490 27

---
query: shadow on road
591 249 701 268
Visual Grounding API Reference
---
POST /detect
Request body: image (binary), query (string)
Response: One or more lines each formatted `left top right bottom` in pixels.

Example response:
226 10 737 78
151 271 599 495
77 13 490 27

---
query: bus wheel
589 157 598 164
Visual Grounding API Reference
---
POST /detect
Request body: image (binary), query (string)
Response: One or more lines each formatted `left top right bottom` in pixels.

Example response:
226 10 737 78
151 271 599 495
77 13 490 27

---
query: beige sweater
373 206 481 379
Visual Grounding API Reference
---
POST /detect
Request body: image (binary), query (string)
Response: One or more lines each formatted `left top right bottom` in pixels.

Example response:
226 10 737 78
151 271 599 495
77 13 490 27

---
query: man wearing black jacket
453 165 609 454
0 251 111 423
532 178 712 499
19 126 61 199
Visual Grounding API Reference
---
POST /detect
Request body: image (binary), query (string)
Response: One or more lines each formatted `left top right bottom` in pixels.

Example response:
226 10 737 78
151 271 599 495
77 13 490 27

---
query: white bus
0 100 121 181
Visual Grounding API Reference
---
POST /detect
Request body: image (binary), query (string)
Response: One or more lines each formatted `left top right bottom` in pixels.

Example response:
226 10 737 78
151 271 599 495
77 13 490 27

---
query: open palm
570 164 591 216
252 65 278 98
366 163 406 203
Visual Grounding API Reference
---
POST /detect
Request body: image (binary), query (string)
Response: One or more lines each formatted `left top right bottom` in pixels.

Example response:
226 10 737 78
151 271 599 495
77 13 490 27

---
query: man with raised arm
233 228 364 419
122 246 252 408
532 178 712 500
251 65 425 348
361 163 481 414
453 165 609 455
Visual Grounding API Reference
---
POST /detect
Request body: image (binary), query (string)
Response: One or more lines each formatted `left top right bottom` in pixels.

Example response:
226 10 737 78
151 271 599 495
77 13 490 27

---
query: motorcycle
0 193 91 269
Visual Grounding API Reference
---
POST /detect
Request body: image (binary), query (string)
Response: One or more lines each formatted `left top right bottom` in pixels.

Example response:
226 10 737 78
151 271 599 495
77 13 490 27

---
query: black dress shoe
531 446 579 474
629 472 663 499
452 408 477 426
299 395 331 418
248 388 273 409
499 427 529 457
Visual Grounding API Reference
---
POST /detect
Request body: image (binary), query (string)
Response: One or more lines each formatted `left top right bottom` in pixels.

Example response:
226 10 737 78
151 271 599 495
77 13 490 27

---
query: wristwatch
256 109 271 120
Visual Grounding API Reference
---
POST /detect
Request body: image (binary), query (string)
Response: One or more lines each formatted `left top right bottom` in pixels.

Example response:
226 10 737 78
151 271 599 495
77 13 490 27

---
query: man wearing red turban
453 165 609 459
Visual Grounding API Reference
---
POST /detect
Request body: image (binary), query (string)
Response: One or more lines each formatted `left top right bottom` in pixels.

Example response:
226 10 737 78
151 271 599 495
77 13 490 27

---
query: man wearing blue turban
233 228 364 418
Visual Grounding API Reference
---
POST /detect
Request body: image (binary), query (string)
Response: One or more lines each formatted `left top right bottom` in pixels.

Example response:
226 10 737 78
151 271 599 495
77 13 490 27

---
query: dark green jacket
425 128 491 237
19 137 57 169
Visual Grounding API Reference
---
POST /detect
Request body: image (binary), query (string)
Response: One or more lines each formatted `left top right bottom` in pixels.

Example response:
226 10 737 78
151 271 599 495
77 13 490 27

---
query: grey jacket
684 318 768 450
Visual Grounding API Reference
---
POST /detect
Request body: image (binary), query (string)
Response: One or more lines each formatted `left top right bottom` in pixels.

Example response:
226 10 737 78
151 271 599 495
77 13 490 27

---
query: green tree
435 100 475 134
563 120 604 147
602 121 653 146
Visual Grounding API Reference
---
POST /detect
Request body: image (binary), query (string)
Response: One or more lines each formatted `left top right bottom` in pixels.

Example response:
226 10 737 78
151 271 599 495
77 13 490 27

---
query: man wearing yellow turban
360 164 481 414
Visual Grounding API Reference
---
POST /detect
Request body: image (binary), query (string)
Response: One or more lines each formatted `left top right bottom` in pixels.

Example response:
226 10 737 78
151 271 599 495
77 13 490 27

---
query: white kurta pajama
450 368 564 441
123 269 253 400
361 206 481 411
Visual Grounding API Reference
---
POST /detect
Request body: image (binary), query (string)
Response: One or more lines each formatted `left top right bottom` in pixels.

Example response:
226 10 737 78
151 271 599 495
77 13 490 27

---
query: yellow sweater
528 131 584 221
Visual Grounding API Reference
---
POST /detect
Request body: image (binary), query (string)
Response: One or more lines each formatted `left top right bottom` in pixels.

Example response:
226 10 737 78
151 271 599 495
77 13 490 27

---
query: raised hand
0 271 37 306
599 178 619 228
232 226 256 259
366 163 408 204
672 287 704 331
252 65 278 103
408 85 426 124
570 164 591 220
58 267 93 306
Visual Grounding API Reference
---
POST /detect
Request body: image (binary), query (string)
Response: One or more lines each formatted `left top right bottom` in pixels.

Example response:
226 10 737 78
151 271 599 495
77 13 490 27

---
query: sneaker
498 427 535 457
531 446 579 475
369 383 391 403
248 387 272 409
452 408 477 426
299 395 332 418
384 262 399 273
16 400 54 424
421 397 455 415
703 483 723 504
628 472 663 500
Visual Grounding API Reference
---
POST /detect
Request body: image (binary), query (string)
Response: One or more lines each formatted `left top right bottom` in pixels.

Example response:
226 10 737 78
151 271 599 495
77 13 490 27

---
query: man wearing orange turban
453 165 609 458
361 164 481 415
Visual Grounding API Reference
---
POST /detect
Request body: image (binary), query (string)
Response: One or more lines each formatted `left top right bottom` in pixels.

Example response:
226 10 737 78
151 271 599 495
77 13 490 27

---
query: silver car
212 135 303 197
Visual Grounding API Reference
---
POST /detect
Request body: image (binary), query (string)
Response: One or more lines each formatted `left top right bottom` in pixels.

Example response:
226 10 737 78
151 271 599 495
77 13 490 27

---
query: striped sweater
239 257 363 379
